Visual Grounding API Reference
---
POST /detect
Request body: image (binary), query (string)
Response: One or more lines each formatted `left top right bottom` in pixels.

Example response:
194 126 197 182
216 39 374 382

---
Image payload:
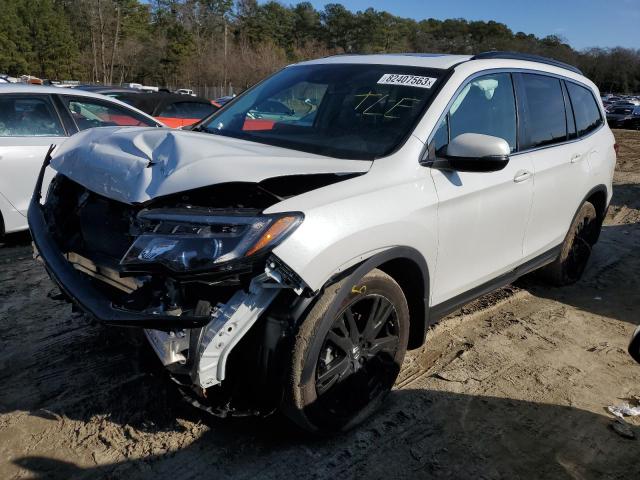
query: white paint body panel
50 127 371 204
46 55 616 311
0 138 58 232
428 154 535 305
267 135 439 293
0 85 161 233
519 141 590 258
294 53 472 70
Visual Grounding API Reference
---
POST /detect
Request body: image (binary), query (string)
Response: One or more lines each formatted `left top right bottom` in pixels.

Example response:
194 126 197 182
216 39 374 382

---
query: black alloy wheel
284 268 409 433
563 213 596 282
315 294 400 416
540 201 599 286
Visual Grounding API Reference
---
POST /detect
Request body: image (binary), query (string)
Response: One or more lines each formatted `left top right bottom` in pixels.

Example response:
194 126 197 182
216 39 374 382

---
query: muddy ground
1 130 639 479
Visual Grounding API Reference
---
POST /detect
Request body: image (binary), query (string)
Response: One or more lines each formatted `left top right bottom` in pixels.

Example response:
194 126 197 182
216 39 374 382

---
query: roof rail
470 51 583 75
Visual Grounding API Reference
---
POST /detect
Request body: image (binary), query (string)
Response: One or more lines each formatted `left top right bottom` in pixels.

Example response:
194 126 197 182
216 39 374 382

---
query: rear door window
63 97 157 130
0 96 65 137
519 74 567 150
566 82 603 137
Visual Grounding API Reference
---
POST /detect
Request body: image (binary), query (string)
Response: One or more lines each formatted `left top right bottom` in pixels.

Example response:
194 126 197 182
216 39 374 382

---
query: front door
428 72 534 305
0 94 66 225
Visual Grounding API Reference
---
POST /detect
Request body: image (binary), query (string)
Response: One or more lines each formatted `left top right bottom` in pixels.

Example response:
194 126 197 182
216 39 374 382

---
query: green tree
321 3 356 52
0 0 30 74
19 0 79 79
292 2 322 49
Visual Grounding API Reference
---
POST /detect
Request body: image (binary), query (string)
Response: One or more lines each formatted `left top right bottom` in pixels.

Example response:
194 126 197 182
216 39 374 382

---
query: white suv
30 52 615 433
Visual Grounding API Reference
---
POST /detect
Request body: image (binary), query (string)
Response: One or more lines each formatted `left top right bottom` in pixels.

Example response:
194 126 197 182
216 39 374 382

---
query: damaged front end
30 169 316 416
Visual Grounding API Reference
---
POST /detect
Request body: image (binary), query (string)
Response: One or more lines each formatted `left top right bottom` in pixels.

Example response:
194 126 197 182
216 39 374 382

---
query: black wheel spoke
317 356 350 394
368 335 399 356
315 292 402 416
327 330 353 354
335 315 349 338
364 300 394 341
343 307 360 343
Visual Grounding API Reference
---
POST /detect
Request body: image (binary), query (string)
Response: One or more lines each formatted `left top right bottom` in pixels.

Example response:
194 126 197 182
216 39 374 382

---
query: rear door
429 72 535 305
0 94 67 224
515 74 598 259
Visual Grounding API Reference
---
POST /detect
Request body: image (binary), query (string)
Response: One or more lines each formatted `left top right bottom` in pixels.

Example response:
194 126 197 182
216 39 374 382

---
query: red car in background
114 92 219 128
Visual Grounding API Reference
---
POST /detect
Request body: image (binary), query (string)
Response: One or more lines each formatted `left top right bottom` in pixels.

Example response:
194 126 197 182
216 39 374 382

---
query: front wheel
284 269 409 434
539 201 599 286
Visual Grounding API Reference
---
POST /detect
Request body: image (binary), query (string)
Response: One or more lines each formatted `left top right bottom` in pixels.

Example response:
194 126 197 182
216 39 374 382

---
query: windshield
198 64 445 160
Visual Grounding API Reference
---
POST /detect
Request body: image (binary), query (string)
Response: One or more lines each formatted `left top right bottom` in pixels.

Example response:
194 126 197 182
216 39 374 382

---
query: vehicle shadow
2 285 638 479
11 385 640 480
0 229 31 248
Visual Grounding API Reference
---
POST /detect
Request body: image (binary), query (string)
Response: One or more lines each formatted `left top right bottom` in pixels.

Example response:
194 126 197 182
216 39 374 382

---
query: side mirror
629 326 640 364
430 133 510 172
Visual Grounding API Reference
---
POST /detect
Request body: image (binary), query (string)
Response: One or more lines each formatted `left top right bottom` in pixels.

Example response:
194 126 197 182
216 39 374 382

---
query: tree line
1 0 639 94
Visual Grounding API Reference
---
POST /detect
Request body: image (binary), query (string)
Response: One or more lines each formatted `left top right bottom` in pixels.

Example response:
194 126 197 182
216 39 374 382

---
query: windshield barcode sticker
377 74 437 89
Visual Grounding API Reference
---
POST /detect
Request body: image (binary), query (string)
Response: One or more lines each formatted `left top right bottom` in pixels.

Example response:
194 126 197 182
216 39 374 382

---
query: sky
285 0 640 51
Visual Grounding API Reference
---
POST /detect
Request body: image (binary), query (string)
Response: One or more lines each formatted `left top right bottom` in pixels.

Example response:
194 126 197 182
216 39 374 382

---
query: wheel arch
319 247 431 350
585 185 607 220
293 246 431 386
375 255 430 349
582 184 608 243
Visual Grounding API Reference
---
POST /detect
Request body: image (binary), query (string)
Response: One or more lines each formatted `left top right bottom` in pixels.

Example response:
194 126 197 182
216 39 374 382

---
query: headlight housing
120 208 303 273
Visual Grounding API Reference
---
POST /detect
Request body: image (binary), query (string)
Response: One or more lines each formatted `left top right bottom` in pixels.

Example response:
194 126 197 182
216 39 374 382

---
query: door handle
513 170 532 183
570 153 583 163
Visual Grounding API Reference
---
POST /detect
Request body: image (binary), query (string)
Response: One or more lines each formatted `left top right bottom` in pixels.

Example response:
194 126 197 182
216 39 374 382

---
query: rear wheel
284 269 409 434
540 201 599 286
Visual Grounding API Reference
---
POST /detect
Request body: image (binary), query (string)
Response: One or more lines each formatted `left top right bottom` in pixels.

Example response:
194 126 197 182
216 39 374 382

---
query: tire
539 201 599 286
283 268 409 434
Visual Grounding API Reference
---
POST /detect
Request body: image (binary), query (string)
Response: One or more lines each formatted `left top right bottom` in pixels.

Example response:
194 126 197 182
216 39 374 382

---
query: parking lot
0 129 638 479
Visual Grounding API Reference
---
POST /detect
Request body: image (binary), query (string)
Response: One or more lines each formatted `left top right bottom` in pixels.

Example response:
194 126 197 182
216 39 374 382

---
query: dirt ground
1 130 639 479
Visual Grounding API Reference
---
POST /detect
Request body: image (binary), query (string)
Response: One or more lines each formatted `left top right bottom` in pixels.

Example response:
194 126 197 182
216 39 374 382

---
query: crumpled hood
51 127 372 204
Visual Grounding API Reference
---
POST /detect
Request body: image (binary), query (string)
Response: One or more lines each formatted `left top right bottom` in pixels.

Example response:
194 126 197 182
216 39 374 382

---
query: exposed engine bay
36 171 354 415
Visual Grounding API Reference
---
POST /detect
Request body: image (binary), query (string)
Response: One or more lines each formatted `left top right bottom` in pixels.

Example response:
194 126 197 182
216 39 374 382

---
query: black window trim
0 93 69 137
423 67 606 163
51 94 79 135
560 80 577 140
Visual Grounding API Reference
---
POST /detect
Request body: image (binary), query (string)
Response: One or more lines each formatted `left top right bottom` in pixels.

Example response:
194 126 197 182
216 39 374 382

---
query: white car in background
30 52 615 433
0 85 163 236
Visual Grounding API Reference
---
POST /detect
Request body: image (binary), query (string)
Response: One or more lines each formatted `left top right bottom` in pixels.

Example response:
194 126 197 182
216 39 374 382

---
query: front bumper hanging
28 152 213 329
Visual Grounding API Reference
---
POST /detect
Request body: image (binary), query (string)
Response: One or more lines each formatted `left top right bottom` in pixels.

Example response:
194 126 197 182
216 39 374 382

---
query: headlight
120 209 303 273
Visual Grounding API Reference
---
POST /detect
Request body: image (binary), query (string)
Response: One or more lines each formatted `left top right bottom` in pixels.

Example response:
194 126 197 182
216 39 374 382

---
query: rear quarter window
566 82 603 137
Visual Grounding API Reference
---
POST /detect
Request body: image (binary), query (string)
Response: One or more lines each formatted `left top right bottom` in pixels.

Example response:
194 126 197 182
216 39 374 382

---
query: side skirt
429 244 561 322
